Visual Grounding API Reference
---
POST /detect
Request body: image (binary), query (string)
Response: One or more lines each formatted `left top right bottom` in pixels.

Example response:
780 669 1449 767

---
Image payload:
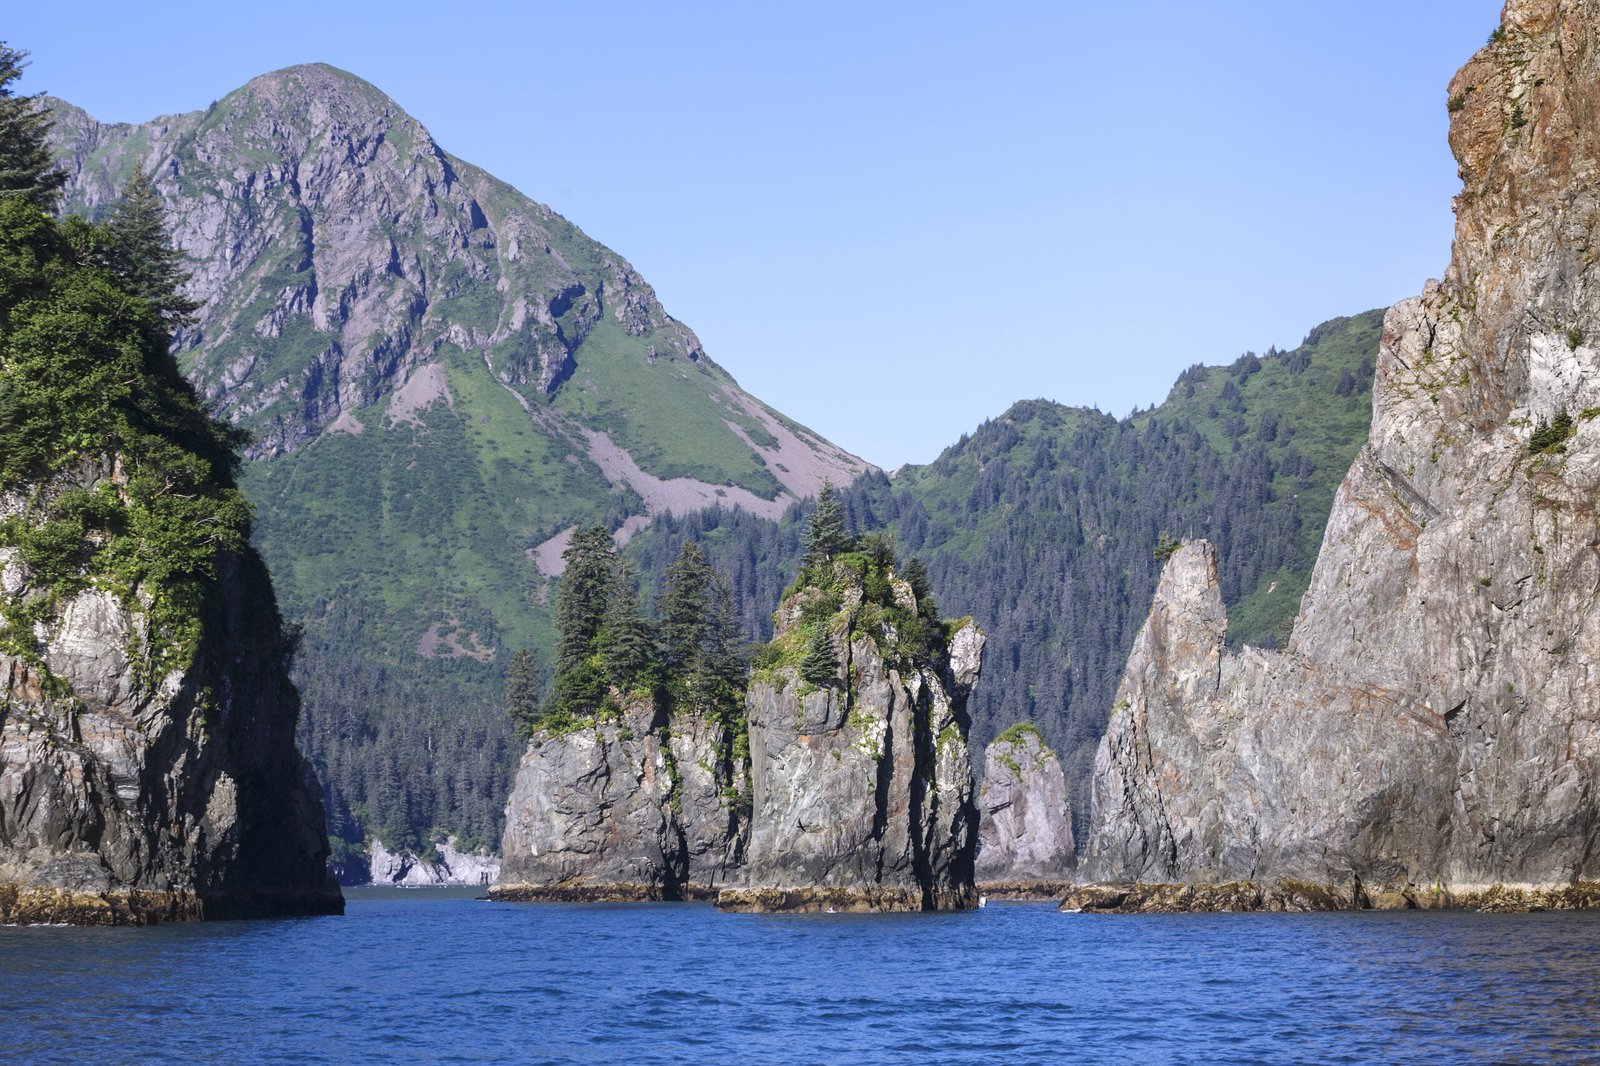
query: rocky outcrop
366 837 500 887
492 551 985 912
975 726 1075 897
1081 0 1600 907
717 568 983 912
491 697 747 902
0 472 341 925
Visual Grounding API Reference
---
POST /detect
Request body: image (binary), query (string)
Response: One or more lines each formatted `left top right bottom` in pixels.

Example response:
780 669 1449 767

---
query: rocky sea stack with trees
494 486 985 911
0 46 339 923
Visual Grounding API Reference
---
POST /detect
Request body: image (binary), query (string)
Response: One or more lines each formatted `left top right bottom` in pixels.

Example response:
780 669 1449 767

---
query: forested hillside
635 311 1381 834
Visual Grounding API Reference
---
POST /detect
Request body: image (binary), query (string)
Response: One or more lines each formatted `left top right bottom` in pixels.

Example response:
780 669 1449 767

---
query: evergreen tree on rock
505 647 542 733
602 557 656 690
100 166 200 330
800 625 838 686
802 480 851 571
0 44 65 209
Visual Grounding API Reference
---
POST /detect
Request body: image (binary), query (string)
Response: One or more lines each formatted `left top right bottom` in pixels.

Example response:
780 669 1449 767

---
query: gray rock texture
492 697 746 901
975 727 1075 894
719 575 983 912
0 464 341 924
367 837 500 887
45 66 865 505
1082 0 1600 908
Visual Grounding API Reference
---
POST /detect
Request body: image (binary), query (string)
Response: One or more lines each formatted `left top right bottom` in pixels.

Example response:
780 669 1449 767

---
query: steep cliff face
975 726 1075 894
1083 0 1600 908
0 468 340 924
491 697 747 901
718 564 983 912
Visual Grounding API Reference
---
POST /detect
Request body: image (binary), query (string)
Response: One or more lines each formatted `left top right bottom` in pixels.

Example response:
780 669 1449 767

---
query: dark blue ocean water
3 888 1600 1064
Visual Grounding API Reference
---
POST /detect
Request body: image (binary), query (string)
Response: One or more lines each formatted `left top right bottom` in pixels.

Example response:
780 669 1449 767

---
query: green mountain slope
48 64 866 860
633 311 1382 835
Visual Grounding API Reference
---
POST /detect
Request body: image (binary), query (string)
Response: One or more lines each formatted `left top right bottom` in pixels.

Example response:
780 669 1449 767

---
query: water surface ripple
3 889 1599 1063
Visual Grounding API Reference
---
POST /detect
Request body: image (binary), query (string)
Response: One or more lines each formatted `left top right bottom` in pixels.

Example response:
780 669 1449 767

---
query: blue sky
15 2 1504 468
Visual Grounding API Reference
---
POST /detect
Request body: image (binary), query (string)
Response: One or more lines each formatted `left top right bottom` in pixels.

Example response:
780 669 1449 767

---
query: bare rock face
718 577 983 913
1082 0 1600 908
46 66 866 505
366 837 500 887
491 698 746 902
0 470 341 925
975 727 1076 894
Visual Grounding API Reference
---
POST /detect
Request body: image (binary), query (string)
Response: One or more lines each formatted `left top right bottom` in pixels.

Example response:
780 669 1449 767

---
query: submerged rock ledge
0 884 342 926
1062 881 1600 914
487 882 722 904
715 886 929 913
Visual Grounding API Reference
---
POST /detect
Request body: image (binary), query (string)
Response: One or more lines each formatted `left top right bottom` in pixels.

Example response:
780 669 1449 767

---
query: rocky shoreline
1061 881 1600 914
0 884 343 926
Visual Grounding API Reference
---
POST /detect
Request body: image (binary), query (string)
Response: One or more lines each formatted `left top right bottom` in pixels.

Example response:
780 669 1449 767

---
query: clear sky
13 1 1505 469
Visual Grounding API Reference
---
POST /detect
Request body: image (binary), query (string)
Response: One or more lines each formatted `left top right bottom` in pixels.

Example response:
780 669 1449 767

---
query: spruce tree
800 625 838 686
801 480 850 571
546 526 616 719
553 526 615 668
0 44 65 210
901 556 937 619
101 166 199 330
505 647 541 732
602 558 656 689
658 540 716 674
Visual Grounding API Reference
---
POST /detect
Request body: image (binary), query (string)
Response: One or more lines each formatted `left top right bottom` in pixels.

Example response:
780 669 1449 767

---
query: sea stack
1076 0 1600 912
975 725 1076 898
718 542 983 912
0 184 340 922
492 695 747 901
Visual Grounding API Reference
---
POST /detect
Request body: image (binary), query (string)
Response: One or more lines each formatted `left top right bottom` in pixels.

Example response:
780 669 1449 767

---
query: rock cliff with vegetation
974 724 1075 897
46 64 866 862
1080 0 1600 911
494 489 983 910
0 49 338 923
718 488 982 911
492 534 748 901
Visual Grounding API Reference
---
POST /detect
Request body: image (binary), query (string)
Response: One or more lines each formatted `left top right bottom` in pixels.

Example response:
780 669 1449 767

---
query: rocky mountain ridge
1080 0 1600 909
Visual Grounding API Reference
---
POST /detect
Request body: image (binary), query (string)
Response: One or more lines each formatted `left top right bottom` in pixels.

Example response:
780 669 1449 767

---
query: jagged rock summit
1080 0 1600 911
48 64 864 505
975 725 1076 897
